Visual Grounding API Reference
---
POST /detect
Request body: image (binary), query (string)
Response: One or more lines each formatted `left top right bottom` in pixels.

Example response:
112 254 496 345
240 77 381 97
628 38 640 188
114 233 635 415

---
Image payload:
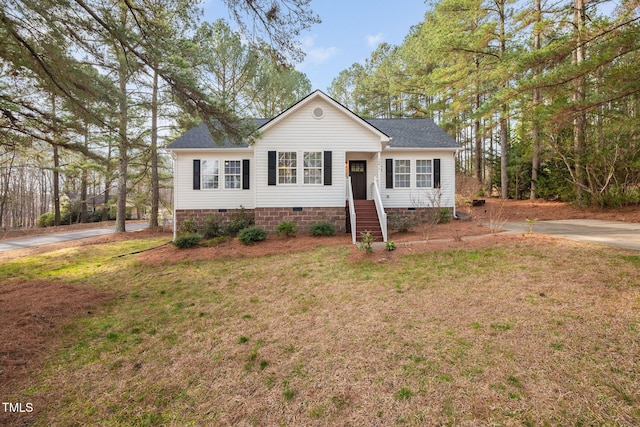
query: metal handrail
372 176 388 242
347 176 356 244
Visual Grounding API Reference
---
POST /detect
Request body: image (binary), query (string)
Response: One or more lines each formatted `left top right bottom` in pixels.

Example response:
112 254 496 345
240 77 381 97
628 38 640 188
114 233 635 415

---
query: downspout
453 151 458 219
172 152 177 241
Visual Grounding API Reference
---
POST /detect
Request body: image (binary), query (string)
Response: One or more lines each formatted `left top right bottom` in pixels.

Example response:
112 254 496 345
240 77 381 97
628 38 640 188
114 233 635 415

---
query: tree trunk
53 144 61 226
497 0 509 199
573 0 587 205
52 96 61 226
0 149 17 229
500 110 509 199
102 135 113 222
115 43 129 232
530 0 542 200
80 125 89 223
150 67 160 228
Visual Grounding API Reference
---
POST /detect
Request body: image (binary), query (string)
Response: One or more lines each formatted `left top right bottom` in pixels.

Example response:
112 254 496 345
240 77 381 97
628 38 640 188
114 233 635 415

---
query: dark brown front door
349 161 367 200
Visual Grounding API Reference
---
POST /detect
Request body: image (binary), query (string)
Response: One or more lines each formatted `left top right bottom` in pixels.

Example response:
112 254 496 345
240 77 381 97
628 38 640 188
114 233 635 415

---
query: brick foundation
176 207 346 235
175 208 254 231
385 207 454 230
254 207 346 234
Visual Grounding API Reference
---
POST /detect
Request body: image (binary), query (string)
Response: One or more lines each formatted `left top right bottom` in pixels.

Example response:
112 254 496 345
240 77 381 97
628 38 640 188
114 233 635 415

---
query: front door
349 161 367 200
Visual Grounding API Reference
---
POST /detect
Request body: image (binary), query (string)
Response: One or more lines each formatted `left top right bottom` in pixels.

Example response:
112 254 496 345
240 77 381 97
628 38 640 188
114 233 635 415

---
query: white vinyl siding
255 97 384 208
173 151 254 209
380 152 456 209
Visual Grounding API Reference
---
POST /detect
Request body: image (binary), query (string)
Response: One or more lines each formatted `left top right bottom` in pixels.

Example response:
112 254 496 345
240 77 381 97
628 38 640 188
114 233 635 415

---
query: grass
2 237 640 426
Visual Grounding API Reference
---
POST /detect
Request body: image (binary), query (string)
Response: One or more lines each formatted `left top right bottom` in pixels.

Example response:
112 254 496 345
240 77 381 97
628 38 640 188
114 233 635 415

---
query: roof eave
384 146 461 151
165 146 253 152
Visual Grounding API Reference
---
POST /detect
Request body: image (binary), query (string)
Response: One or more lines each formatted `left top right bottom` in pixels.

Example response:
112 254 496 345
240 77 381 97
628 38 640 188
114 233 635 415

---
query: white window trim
224 160 242 190
303 151 323 185
278 151 298 185
416 159 433 188
201 158 245 190
201 159 219 190
394 159 411 188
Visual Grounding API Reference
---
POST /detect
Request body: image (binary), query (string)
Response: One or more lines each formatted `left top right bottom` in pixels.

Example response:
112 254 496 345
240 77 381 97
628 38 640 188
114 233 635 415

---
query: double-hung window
224 160 241 189
394 160 411 188
278 152 297 184
202 160 219 189
303 152 322 184
416 159 433 188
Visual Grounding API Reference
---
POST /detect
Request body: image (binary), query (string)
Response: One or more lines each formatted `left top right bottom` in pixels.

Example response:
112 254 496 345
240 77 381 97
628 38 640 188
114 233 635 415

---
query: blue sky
202 0 430 91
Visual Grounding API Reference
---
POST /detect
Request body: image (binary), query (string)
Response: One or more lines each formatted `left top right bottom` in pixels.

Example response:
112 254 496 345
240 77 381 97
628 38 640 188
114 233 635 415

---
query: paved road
501 219 640 251
0 223 149 253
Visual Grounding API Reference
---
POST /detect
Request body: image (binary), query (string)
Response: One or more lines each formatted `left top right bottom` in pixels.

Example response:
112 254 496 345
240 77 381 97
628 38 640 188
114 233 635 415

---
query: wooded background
330 0 639 206
1 0 638 231
0 0 316 230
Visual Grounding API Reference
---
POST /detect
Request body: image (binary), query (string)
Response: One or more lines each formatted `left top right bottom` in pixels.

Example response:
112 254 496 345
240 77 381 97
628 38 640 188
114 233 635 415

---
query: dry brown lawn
1 198 639 426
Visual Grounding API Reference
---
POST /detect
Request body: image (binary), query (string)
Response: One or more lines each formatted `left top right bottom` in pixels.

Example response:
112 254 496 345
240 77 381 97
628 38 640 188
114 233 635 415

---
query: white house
167 90 460 243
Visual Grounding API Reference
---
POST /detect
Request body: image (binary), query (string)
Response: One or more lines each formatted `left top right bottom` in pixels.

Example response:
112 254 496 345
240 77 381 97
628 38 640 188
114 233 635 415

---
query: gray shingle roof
166 119 269 149
167 117 458 150
365 118 459 149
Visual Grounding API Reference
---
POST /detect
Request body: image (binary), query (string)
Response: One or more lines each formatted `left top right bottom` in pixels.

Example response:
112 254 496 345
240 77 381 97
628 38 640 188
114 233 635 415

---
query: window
416 159 433 188
394 160 410 188
303 152 322 184
224 160 241 189
202 160 219 189
278 152 297 184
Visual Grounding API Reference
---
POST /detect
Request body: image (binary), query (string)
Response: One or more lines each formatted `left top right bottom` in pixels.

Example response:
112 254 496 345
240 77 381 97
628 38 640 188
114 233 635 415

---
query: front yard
1 229 639 426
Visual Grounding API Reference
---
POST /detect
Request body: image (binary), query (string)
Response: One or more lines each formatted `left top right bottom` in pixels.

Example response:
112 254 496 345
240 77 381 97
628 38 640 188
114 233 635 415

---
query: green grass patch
3 238 640 426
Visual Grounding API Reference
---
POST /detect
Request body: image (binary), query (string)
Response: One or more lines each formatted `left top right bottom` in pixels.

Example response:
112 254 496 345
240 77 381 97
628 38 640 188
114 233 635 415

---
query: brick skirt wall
175 208 254 231
255 207 346 234
385 207 454 228
176 207 346 234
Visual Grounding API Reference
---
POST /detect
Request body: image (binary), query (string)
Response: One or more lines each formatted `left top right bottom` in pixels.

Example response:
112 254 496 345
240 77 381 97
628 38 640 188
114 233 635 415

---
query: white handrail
347 176 357 244
372 176 388 242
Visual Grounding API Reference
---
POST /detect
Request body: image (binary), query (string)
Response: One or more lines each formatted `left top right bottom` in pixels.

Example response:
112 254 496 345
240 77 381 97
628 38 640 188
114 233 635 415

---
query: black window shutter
268 151 276 186
434 158 441 188
323 151 332 185
385 158 393 189
193 159 201 190
242 159 250 190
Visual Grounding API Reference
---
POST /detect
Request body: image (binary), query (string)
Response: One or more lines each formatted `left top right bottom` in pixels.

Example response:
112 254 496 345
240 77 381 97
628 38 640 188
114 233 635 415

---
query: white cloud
299 35 338 67
366 33 384 48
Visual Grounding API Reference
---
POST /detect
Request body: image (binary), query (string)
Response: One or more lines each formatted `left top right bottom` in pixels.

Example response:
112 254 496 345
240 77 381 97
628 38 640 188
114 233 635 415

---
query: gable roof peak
257 90 390 142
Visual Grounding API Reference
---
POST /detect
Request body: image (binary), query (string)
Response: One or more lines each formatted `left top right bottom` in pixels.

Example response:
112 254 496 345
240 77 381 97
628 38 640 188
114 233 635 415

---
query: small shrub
525 218 538 234
202 214 224 238
37 212 55 228
357 230 374 254
238 226 267 245
275 221 298 237
309 221 336 236
225 206 254 235
435 208 452 224
386 241 396 251
179 218 199 234
388 213 418 232
173 233 202 248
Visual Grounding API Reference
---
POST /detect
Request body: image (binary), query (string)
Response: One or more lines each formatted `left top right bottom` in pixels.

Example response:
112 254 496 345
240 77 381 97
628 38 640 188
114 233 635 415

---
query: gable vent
312 107 324 119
